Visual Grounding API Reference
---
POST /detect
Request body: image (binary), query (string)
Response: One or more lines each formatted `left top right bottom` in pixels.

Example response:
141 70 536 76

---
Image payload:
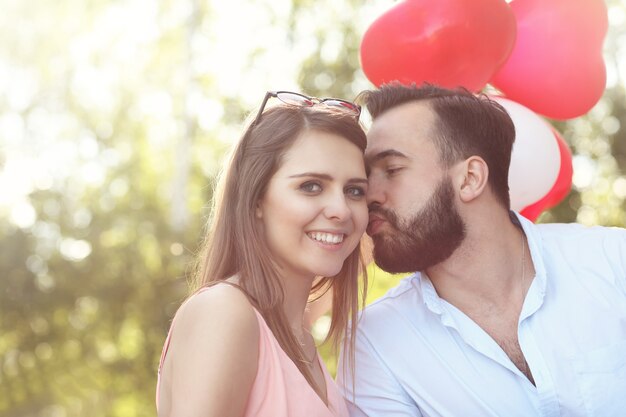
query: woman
157 91 369 417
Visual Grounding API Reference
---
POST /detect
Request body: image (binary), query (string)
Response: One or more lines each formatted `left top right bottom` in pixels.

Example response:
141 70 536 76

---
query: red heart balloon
360 0 516 91
520 129 573 221
491 0 608 120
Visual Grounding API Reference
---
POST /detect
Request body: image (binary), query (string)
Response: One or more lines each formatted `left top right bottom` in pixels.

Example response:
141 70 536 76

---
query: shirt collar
418 271 445 315
512 211 547 318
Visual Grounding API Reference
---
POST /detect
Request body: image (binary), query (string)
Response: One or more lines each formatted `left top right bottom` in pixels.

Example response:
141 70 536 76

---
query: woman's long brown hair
191 103 368 392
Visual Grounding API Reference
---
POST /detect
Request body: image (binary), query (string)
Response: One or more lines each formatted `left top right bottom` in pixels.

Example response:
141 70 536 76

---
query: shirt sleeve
337 327 422 417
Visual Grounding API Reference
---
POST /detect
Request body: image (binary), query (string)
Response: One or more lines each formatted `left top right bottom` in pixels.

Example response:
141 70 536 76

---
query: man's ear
455 156 489 203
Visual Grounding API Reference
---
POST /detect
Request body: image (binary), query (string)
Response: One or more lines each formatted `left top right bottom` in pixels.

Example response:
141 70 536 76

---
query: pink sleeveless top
157 290 349 417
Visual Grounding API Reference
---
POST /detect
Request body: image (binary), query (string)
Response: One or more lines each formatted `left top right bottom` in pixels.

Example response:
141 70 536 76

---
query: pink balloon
520 129 573 221
360 0 516 91
491 0 608 120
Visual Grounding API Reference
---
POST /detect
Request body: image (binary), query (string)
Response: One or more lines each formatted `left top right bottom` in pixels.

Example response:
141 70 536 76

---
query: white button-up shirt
338 213 626 417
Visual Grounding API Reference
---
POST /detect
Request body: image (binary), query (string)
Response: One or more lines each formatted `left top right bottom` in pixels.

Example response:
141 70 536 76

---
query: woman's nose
324 193 351 221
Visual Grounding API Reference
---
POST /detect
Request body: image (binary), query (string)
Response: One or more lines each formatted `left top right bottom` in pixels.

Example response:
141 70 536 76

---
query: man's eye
386 167 403 176
300 182 322 193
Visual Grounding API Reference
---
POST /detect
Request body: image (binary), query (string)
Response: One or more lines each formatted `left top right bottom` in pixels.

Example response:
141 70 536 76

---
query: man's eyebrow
366 149 409 165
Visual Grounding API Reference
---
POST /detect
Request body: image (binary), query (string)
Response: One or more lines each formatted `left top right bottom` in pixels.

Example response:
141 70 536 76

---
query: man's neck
425 211 533 315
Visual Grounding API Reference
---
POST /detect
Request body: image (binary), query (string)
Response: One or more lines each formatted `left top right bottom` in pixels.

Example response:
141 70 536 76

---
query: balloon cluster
360 0 607 220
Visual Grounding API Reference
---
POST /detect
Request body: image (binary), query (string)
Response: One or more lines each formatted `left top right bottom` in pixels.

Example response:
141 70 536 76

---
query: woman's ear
456 156 489 203
255 202 263 219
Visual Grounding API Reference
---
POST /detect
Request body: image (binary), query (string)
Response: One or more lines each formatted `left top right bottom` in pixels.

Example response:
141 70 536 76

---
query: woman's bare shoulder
162 283 260 416
174 283 259 341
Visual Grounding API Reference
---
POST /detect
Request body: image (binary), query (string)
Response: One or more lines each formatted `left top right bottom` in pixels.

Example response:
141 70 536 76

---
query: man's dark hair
359 83 516 209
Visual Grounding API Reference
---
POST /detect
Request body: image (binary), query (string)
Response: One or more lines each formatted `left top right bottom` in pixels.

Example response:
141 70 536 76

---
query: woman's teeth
308 232 344 244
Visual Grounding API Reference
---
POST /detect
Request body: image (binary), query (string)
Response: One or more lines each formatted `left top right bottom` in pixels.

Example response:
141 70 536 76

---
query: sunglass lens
276 92 314 106
322 99 360 114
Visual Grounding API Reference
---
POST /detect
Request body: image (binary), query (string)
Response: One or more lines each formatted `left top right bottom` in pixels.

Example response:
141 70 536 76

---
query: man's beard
370 177 466 273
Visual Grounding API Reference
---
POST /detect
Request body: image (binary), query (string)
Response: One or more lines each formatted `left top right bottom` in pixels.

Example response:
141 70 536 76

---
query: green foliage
1 0 626 416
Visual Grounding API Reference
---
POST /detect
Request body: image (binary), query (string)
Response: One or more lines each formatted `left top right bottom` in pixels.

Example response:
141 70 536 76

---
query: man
337 83 626 417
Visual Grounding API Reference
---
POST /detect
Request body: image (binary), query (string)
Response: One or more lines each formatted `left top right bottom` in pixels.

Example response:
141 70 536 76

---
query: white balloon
492 96 560 211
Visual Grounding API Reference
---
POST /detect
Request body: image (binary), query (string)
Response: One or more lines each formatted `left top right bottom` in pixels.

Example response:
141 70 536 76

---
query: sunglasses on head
252 90 361 126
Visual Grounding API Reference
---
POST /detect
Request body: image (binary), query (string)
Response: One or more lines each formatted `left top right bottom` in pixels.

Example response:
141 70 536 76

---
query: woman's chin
314 266 342 279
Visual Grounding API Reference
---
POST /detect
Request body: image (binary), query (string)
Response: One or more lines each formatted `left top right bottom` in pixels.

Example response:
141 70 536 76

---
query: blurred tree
0 0 227 415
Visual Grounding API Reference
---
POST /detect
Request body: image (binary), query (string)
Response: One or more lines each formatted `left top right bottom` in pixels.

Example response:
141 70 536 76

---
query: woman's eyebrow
288 173 368 183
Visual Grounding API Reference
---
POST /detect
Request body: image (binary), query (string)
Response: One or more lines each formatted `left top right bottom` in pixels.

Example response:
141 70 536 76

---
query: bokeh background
2 0 626 416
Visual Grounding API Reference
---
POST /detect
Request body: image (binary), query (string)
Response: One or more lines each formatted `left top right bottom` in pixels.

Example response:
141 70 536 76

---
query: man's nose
366 177 386 207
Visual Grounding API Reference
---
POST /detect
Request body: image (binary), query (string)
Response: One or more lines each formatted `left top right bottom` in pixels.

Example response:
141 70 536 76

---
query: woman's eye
346 186 366 198
300 182 322 193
